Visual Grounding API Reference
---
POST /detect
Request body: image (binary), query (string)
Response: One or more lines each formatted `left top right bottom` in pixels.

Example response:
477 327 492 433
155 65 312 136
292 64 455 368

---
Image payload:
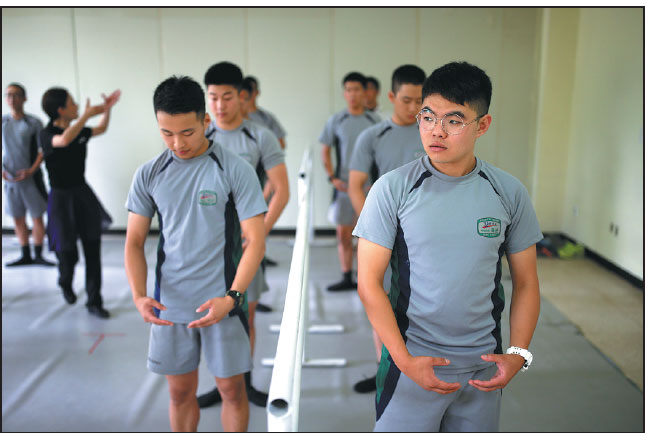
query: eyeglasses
416 109 484 135
4 93 23 99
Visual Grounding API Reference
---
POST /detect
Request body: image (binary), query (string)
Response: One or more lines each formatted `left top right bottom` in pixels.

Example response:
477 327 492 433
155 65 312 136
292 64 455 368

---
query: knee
217 376 246 403
168 384 195 406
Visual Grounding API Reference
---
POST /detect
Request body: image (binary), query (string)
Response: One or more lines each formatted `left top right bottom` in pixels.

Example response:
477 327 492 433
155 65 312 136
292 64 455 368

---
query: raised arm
469 245 540 391
188 213 266 329
357 238 461 394
125 212 173 326
91 89 121 137
348 169 369 216
51 99 103 147
263 163 289 235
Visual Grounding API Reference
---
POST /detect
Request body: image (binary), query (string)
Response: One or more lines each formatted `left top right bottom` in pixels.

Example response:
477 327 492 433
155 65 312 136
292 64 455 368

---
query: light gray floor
1 234 643 432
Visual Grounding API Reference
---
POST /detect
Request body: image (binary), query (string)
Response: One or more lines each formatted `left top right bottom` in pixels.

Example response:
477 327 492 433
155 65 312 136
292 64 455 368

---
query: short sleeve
318 116 335 146
225 150 269 221
259 128 285 171
352 175 400 250
349 127 376 174
126 165 156 218
504 184 543 254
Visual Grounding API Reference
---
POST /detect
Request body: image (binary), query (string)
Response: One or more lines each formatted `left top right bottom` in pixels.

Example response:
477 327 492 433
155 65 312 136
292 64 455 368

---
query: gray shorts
375 364 500 432
247 264 268 302
4 179 47 218
327 190 356 226
147 316 252 378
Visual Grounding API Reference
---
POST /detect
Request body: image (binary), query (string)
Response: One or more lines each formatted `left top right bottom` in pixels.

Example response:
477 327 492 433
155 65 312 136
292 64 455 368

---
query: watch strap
505 346 533 372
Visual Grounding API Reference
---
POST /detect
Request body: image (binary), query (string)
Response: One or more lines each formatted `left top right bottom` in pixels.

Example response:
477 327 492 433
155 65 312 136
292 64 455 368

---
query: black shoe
33 256 56 267
327 279 357 291
6 256 34 267
61 285 77 304
246 384 268 407
353 376 377 393
88 305 110 319
197 388 222 408
263 256 278 267
256 302 272 313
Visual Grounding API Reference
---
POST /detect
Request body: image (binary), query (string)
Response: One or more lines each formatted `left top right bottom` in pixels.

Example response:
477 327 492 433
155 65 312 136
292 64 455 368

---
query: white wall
532 7 643 279
2 7 542 231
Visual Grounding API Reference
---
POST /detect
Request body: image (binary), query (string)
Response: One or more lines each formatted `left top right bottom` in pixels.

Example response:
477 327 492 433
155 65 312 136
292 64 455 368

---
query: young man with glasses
348 64 426 394
353 62 542 431
2 83 55 267
320 72 381 291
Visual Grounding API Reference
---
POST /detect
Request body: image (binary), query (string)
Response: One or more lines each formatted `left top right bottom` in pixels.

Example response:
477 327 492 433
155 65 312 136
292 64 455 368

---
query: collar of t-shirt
422 156 481 184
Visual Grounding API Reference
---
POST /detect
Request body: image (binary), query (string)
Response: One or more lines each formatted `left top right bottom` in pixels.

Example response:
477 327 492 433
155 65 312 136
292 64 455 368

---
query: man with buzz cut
125 76 267 432
198 61 290 409
2 82 55 267
320 71 381 292
348 64 426 394
354 61 542 432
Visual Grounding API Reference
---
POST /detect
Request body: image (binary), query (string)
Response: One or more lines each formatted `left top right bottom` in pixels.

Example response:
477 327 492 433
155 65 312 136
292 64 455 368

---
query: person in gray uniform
2 83 55 267
354 61 542 432
320 72 381 291
348 65 426 394
198 61 289 408
125 76 267 432
241 75 285 272
242 76 287 150
364 76 380 113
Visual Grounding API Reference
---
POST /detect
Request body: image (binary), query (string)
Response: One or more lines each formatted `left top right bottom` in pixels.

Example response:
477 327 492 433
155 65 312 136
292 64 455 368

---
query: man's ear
476 114 492 138
388 91 396 105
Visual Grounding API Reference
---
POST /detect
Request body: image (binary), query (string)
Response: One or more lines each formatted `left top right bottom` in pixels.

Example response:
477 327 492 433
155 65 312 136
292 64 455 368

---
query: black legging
56 239 102 308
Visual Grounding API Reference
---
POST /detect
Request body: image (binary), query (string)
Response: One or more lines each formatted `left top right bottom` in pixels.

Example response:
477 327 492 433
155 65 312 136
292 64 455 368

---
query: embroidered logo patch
198 190 217 206
477 218 501 238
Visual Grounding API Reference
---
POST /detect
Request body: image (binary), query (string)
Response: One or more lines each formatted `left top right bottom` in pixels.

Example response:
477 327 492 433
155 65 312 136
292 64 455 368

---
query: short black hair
41 87 69 122
342 72 366 88
153 75 205 119
365 76 379 91
422 61 492 116
391 65 426 93
242 76 256 95
204 61 243 90
7 82 26 98
243 75 258 93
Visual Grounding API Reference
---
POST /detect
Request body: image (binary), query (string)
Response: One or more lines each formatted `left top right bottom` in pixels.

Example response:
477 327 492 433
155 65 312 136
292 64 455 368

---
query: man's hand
400 355 461 394
332 177 347 192
134 296 173 326
187 296 234 329
13 168 33 181
468 353 524 392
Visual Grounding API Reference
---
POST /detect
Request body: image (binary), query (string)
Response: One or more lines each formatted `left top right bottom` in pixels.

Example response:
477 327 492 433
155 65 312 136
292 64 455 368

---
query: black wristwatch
225 290 244 316
328 175 335 183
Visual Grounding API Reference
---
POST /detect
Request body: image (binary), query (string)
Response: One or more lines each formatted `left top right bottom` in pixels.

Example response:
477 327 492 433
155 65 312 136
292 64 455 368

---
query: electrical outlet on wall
572 205 579 217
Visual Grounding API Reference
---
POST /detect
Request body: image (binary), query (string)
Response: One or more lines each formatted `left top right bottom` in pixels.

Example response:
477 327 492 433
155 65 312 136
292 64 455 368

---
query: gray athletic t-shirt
248 108 286 140
205 119 285 186
2 114 43 177
126 141 267 323
349 119 425 182
318 109 380 182
353 156 543 373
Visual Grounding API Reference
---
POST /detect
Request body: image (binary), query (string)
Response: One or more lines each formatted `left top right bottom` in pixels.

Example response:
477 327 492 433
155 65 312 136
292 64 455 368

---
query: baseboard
551 232 643 290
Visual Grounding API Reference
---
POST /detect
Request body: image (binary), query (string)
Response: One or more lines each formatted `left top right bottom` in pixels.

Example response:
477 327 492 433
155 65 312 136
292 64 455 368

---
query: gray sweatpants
375 365 501 432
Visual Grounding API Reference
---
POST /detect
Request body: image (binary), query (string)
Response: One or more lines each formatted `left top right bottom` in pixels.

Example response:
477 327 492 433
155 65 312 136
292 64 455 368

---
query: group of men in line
3 59 541 432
